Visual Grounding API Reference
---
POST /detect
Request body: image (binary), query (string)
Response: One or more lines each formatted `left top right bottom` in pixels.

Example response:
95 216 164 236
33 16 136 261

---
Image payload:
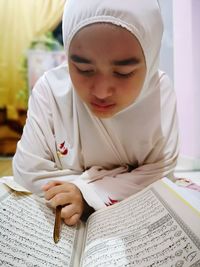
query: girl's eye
76 68 94 76
114 71 135 79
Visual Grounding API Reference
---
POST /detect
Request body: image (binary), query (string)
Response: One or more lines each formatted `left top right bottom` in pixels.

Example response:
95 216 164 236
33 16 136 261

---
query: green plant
17 32 63 108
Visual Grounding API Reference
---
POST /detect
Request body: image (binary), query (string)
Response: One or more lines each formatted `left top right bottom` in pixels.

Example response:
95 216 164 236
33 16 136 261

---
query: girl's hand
42 181 84 226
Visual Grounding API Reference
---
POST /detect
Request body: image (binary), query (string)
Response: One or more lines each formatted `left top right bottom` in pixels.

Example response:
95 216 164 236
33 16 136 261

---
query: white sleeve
12 76 107 210
13 76 82 196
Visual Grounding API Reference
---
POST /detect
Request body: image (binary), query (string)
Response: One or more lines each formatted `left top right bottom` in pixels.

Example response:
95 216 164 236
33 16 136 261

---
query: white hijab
13 0 179 209
60 0 178 167
62 0 163 103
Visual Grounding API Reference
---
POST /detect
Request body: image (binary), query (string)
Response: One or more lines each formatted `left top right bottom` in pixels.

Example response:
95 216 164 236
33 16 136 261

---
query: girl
13 0 179 225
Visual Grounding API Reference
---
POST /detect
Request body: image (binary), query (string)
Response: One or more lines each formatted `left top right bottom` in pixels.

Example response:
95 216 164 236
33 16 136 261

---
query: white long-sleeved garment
13 0 179 210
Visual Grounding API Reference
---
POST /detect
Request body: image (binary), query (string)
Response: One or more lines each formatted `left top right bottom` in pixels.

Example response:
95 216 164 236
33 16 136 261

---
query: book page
81 181 200 267
0 190 84 267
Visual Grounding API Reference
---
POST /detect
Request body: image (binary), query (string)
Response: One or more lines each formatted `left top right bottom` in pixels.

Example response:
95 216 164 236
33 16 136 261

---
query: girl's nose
91 75 114 99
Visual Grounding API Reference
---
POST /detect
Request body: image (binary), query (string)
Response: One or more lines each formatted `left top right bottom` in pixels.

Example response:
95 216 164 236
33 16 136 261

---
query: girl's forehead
70 23 143 52
72 22 137 39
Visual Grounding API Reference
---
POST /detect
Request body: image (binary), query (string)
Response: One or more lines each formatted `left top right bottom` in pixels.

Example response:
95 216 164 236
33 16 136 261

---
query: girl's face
68 23 146 118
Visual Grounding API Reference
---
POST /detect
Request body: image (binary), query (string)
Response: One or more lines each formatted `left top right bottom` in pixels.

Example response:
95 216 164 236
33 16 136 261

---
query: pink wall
173 0 200 158
192 0 200 158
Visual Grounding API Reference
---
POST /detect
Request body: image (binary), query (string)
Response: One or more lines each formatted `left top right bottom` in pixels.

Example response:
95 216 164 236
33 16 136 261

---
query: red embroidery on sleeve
105 197 118 206
57 141 68 155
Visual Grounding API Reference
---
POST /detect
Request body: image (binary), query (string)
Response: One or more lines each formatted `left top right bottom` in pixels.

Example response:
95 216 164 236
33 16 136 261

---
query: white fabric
13 0 179 210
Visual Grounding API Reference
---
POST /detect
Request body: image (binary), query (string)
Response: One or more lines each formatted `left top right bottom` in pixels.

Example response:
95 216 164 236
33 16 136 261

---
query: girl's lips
90 102 116 111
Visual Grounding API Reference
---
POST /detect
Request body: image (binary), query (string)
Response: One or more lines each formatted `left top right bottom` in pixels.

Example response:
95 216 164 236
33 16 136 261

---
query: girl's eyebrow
70 55 92 64
70 54 141 66
112 57 141 66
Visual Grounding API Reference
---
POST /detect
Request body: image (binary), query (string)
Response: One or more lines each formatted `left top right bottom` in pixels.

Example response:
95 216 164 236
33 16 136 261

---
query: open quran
0 179 200 267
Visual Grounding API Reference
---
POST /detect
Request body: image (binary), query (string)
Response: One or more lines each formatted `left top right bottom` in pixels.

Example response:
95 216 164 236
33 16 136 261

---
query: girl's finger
50 192 71 208
44 183 71 200
41 180 64 191
64 213 80 226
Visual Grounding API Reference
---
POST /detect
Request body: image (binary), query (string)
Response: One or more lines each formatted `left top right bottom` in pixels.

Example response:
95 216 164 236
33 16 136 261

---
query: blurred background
0 0 199 175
